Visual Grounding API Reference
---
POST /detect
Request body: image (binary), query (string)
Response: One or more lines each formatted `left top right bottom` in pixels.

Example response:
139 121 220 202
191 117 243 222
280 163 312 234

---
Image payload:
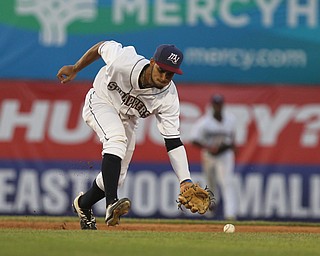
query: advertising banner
0 80 319 220
1 81 319 164
1 0 320 84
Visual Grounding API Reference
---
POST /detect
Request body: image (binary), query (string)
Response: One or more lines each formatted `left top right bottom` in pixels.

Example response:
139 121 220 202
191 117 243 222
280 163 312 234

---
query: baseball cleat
105 198 131 226
73 192 97 230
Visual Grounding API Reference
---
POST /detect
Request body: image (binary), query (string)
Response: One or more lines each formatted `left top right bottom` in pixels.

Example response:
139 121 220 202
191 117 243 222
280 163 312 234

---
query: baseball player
56 40 194 229
190 94 238 220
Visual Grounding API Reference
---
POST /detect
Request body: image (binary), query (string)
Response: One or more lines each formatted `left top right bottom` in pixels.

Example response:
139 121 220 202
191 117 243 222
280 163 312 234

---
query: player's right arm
56 41 104 84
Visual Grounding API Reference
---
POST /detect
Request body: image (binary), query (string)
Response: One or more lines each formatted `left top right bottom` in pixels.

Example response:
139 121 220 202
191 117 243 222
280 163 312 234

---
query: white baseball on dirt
223 224 235 233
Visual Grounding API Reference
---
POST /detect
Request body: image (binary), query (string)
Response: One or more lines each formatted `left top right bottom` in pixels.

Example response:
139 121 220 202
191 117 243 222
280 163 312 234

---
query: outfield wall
0 80 319 221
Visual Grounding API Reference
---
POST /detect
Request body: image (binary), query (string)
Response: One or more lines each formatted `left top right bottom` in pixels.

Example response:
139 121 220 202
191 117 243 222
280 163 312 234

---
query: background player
190 94 238 220
57 40 196 229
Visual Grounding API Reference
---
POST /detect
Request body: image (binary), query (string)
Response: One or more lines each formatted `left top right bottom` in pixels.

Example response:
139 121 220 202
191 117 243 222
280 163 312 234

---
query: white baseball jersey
189 110 236 151
93 40 181 139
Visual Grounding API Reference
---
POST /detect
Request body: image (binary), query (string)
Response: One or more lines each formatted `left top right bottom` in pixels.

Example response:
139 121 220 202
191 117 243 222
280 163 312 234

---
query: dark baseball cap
153 44 183 75
212 94 224 104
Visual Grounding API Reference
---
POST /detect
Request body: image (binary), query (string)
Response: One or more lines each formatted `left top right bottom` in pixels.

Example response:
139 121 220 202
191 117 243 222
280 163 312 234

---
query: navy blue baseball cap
153 44 183 75
212 94 224 104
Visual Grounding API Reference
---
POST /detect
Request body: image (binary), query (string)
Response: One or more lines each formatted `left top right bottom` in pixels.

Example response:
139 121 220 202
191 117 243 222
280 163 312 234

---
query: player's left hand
177 182 214 214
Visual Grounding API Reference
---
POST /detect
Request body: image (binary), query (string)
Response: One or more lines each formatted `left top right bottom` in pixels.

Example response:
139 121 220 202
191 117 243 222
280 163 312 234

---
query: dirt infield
1 219 320 233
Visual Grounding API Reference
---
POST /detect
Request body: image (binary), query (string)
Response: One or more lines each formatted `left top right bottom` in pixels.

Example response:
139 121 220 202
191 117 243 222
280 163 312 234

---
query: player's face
213 102 223 114
150 62 175 89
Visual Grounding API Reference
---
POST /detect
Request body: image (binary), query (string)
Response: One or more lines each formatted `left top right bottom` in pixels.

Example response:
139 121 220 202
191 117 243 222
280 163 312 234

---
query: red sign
1 80 320 164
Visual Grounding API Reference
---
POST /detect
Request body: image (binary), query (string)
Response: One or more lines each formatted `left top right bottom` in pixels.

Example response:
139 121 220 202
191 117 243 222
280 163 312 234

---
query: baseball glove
177 182 213 214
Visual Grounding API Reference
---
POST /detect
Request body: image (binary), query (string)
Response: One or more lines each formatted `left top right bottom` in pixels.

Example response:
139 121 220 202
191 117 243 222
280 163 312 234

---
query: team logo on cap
167 53 180 65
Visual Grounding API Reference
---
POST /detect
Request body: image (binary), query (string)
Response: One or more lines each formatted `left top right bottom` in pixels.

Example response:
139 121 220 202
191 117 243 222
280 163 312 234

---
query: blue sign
0 1 319 84
0 160 319 221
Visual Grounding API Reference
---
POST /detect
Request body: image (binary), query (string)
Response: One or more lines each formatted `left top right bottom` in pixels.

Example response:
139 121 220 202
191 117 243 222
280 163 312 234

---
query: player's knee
102 134 128 159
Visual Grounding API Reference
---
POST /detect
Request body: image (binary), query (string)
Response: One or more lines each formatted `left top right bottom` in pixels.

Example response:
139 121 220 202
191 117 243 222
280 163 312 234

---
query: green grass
1 217 319 256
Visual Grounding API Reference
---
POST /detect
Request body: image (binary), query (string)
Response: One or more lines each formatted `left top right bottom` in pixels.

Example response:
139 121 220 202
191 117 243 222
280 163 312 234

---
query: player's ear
150 58 155 65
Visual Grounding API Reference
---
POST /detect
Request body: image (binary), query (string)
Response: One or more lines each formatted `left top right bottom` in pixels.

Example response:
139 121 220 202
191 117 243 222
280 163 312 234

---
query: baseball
223 224 235 233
